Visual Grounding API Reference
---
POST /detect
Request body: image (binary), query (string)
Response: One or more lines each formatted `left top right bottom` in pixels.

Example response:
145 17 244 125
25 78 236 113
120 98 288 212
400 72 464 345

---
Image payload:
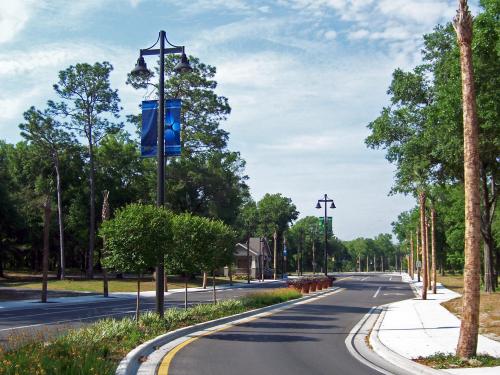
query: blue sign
165 99 181 156
141 100 158 157
141 99 182 157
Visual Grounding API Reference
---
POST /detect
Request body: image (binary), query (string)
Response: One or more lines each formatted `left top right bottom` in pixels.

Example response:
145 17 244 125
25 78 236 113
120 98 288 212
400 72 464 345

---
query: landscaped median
0 289 301 375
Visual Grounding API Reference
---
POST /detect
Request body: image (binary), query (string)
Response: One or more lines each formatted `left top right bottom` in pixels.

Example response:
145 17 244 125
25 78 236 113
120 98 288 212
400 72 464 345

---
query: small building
231 237 272 279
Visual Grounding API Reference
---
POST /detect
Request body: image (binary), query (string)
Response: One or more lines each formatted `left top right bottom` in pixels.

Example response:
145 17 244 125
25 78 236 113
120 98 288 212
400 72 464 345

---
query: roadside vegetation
414 352 500 369
0 289 301 375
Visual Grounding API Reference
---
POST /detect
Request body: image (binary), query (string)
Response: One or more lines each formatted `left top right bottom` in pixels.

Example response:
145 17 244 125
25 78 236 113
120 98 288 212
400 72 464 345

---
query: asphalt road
0 282 282 347
167 273 414 375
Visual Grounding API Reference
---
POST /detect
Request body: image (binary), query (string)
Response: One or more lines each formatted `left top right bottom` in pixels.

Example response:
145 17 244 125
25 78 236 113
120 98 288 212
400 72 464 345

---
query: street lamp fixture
131 30 191 317
316 194 336 276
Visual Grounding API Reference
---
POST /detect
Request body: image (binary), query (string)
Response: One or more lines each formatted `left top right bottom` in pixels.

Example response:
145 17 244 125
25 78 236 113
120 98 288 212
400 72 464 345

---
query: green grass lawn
0 275 243 293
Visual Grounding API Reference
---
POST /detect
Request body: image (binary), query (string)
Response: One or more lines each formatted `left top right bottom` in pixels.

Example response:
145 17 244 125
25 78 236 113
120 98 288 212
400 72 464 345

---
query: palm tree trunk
454 0 481 358
431 207 437 294
41 196 51 303
416 228 421 282
426 216 431 291
419 191 428 300
480 169 496 293
410 233 414 279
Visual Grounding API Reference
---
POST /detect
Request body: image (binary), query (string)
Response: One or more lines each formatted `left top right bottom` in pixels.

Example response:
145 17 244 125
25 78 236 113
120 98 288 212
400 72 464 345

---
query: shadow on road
204 332 320 343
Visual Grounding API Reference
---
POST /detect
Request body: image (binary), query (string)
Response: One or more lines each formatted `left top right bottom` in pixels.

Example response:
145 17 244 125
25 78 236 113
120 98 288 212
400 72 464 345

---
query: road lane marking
373 287 381 298
389 277 392 281
0 310 137 332
361 277 369 281
156 288 346 375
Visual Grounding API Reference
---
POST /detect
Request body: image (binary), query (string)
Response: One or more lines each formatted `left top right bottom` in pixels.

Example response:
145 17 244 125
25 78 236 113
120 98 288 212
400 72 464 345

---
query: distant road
164 273 414 375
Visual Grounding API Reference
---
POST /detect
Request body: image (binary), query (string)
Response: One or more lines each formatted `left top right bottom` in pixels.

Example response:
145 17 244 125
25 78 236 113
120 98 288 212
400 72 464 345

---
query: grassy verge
438 274 500 341
414 352 500 369
0 275 242 294
0 288 301 375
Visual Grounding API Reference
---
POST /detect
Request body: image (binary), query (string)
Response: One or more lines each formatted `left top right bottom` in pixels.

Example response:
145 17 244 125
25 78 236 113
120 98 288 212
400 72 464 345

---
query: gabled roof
235 237 271 257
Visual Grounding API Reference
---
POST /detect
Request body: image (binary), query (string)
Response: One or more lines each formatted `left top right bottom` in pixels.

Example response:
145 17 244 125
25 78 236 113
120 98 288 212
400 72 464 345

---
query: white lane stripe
389 277 392 281
373 287 381 298
0 310 137 332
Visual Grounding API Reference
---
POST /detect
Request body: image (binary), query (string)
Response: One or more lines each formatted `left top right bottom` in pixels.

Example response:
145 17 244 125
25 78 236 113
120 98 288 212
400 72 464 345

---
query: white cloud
324 30 337 40
0 1 37 44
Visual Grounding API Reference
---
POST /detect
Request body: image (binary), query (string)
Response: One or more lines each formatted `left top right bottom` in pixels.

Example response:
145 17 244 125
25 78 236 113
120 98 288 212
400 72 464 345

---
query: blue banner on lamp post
141 99 182 157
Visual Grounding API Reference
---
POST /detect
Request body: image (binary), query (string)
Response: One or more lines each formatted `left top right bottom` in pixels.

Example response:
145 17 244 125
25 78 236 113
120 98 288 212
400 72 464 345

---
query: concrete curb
115 287 340 375
369 304 448 375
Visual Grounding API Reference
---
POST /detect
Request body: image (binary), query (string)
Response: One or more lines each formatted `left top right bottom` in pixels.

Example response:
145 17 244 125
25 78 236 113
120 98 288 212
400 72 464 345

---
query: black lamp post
131 31 192 317
316 194 336 276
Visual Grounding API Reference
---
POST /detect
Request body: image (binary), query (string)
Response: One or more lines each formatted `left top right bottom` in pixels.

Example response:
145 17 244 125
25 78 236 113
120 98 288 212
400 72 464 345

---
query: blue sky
0 0 478 240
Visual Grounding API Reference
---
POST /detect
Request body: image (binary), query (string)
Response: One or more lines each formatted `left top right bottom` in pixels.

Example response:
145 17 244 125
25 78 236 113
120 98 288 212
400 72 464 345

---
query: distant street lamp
316 194 336 276
131 30 192 317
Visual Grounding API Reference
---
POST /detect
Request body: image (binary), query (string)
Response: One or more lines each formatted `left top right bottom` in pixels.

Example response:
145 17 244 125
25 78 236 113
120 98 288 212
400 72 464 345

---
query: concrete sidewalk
374 273 500 374
0 279 283 311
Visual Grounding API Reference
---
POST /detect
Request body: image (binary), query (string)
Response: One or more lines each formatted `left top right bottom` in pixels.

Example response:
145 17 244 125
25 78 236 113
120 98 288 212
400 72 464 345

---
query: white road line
373 287 382 298
0 310 137 332
361 277 369 281
389 277 392 281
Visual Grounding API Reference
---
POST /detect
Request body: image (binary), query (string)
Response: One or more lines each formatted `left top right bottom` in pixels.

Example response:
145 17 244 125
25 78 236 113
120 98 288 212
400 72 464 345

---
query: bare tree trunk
419 191 428 300
41 196 51 303
366 255 369 272
54 156 65 280
373 255 376 272
381 256 384 272
431 207 437 294
358 255 361 272
212 271 217 304
312 242 316 274
246 236 250 283
273 230 277 280
164 271 168 292
229 264 233 286
87 138 96 279
102 190 110 297
202 271 207 289
184 276 188 310
136 274 141 321
454 0 481 358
